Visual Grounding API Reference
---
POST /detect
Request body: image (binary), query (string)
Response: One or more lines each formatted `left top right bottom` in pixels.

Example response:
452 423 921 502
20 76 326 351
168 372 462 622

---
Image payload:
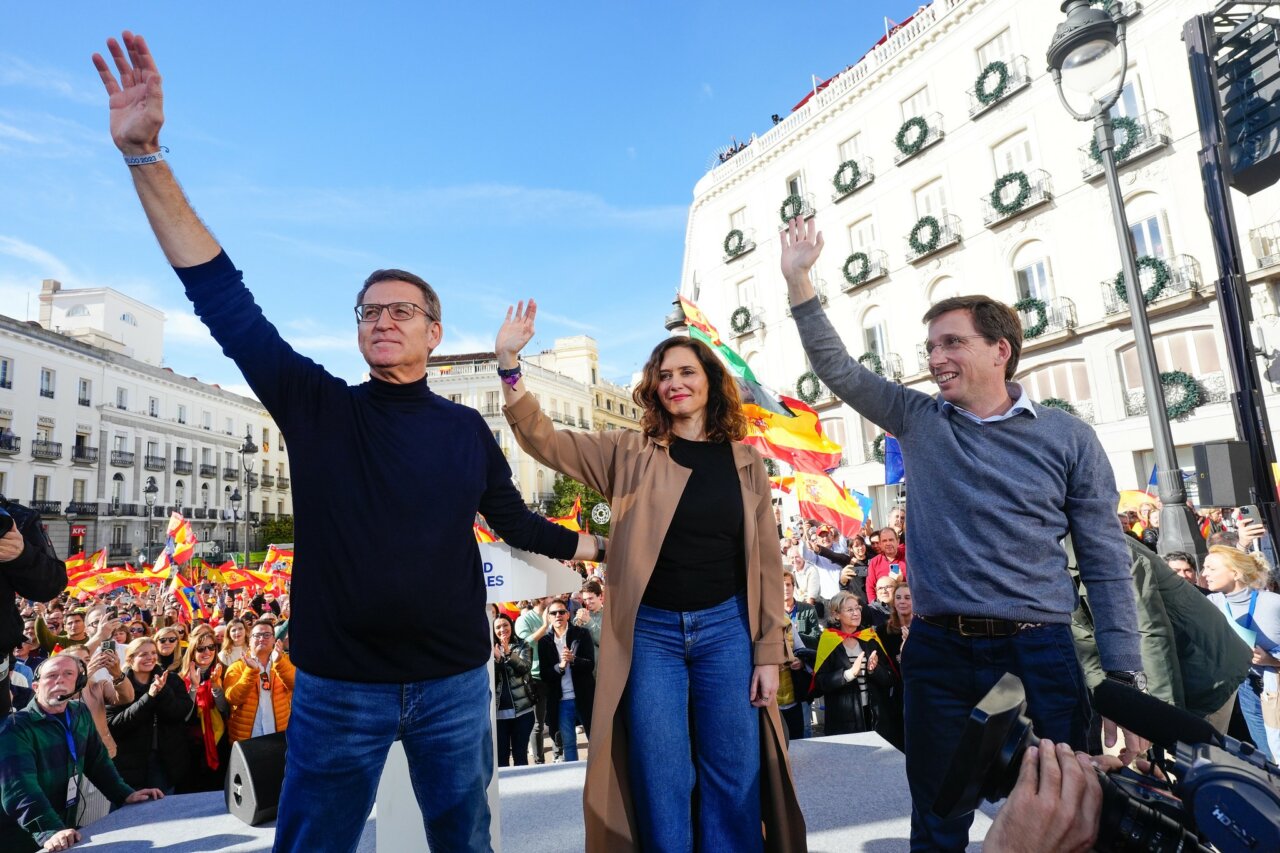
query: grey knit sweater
792 298 1141 671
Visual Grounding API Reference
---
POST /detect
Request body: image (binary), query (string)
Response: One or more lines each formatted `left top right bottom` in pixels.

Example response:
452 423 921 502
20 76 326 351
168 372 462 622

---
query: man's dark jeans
530 683 562 763
902 618 1090 852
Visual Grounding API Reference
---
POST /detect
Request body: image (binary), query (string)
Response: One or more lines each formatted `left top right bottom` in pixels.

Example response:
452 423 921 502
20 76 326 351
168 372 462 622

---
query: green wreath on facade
990 171 1032 216
796 370 821 404
895 116 930 156
1114 255 1172 305
1089 115 1142 165
780 194 806 223
730 306 754 334
833 159 861 195
763 457 779 477
908 215 942 256
723 229 746 257
858 351 885 376
1038 397 1079 417
975 60 1010 106
842 252 872 286
1014 296 1049 339
1161 370 1204 420
872 434 886 464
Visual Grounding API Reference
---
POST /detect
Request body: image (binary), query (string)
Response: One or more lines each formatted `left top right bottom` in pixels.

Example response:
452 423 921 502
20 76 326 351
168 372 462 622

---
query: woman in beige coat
496 302 806 852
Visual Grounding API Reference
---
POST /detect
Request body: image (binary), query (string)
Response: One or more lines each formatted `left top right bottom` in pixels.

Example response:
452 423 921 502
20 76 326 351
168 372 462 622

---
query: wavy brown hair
633 338 747 443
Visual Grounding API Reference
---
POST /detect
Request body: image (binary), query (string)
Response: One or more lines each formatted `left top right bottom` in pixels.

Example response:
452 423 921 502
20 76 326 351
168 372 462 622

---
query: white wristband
123 147 167 167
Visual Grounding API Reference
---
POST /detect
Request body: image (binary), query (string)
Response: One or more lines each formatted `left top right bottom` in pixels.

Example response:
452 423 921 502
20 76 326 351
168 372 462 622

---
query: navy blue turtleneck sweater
176 251 579 682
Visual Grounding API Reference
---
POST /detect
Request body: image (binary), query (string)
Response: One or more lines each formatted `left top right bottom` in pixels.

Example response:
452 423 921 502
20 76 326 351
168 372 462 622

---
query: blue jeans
625 593 762 853
902 619 1089 853
274 664 493 853
1239 675 1274 762
558 697 582 761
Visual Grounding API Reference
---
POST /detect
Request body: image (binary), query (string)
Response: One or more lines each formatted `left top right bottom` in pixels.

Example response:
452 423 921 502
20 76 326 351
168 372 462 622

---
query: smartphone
105 606 118 619
1237 505 1261 525
101 639 116 653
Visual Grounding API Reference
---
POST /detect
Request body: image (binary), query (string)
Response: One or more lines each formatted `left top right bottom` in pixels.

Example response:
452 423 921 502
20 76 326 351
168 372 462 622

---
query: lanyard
57 709 77 767
1225 590 1259 630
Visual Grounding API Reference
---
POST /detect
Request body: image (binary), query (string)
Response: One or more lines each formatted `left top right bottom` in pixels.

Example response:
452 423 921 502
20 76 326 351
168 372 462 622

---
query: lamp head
1047 0 1125 118
143 476 158 507
230 488 242 510
241 429 258 457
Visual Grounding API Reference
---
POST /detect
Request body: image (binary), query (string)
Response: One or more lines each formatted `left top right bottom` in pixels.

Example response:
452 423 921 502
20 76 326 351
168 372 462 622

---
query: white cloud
0 236 73 281
701 83 714 99
0 56 101 105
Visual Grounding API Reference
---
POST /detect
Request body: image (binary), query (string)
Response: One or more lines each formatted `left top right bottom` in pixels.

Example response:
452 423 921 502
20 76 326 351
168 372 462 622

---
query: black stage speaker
225 732 288 826
1192 440 1254 507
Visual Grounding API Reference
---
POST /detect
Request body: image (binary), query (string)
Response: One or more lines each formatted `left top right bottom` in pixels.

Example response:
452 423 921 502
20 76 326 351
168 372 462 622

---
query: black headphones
33 654 89 700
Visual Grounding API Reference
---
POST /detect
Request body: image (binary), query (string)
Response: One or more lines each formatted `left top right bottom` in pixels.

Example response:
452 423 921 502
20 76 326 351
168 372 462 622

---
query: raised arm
779 216 824 306
92 31 221 268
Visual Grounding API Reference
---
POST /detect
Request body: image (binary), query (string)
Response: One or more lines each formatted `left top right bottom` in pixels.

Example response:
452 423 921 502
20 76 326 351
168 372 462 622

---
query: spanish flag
68 569 148 596
262 544 294 576
743 395 843 474
810 626 896 693
679 296 794 417
793 470 873 540
769 476 795 494
548 496 582 532
474 523 499 544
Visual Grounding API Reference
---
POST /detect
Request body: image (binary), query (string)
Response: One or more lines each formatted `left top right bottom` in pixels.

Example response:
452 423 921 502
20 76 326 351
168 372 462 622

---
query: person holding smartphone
0 500 68 715
63 643 133 759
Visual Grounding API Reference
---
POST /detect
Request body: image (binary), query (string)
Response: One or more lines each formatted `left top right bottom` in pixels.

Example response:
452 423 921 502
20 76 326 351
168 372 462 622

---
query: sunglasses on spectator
129 627 146 634
548 610 569 617
195 645 216 653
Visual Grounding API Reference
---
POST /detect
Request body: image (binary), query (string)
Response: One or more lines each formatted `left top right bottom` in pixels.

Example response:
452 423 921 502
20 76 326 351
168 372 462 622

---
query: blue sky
1 2 919 393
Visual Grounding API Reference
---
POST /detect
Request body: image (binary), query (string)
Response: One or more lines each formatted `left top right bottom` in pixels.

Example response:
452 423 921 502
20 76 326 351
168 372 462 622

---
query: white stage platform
74 733 996 851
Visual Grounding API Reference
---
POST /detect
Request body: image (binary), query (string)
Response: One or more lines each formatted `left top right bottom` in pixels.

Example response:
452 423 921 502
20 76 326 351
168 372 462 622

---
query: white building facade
0 297 293 563
680 0 1280 517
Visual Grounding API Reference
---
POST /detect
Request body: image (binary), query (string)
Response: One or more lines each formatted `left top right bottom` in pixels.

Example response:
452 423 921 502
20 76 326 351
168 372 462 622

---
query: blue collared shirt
941 382 1038 424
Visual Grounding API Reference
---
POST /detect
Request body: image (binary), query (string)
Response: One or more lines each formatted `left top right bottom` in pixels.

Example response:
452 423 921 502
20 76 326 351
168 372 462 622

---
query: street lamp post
230 488 242 561
64 506 78 557
1047 0 1204 560
238 427 258 569
143 476 159 565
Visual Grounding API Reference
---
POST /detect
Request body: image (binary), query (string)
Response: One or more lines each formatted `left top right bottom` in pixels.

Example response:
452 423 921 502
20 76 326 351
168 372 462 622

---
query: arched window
66 304 90 317
1118 328 1221 392
1012 241 1054 302
1124 193 1169 259
201 483 210 507
120 313 137 326
1018 360 1092 403
111 472 124 504
861 306 888 359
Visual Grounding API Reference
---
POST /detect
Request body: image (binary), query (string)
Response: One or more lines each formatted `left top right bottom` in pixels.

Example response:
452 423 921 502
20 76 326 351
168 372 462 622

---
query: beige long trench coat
504 393 807 852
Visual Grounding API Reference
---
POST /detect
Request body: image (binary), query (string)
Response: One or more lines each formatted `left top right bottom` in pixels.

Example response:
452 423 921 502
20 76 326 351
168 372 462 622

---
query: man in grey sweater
780 217 1144 851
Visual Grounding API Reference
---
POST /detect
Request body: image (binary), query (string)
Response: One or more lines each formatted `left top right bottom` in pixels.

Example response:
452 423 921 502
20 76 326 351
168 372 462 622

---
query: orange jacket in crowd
223 652 296 742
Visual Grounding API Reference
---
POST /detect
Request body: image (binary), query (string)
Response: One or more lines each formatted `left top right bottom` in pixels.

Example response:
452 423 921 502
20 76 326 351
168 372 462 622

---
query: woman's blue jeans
1239 675 1275 762
625 593 762 853
273 664 493 853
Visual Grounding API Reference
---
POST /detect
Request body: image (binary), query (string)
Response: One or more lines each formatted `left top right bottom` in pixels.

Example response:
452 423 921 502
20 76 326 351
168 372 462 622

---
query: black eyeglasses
251 633 274 640
354 302 435 323
157 637 178 644
923 334 987 357
548 610 569 617
195 645 216 653
129 627 146 634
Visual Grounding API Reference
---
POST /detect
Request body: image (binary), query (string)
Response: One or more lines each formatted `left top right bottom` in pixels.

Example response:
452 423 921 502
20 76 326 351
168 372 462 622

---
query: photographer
985 739 1102 853
0 500 68 715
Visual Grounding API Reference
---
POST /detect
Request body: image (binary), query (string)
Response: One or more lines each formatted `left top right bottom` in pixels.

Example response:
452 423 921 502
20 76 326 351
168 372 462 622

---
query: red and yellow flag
743 395 842 474
473 524 498 544
548 496 582 532
793 470 873 540
769 476 795 494
68 569 148 596
262 544 294 576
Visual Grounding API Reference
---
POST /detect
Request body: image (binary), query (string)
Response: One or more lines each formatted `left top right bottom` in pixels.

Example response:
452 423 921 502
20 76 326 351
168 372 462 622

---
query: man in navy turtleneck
94 31 599 852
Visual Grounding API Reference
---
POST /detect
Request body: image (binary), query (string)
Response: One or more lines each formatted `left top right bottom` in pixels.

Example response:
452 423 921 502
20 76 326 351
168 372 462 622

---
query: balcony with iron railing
174 460 193 475
78 396 91 407
249 511 260 523
66 501 97 515
223 467 238 480
110 450 135 467
200 463 218 478
982 170 1053 227
967 55 1032 118
71 446 98 465
0 435 19 455
144 455 166 471
1079 109 1171 180
194 507 209 519
905 213 962 264
105 502 139 517
893 112 945 165
578 418 590 429
1249 220 1280 270
261 474 276 489
39 388 54 399
775 193 817 231
108 543 133 560
1019 297 1078 349
31 440 62 461
30 500 61 514
278 477 290 490
1101 255 1203 315
480 405 501 418
1124 370 1229 418
786 281 829 317
839 250 889 293
830 156 876 203
723 228 758 263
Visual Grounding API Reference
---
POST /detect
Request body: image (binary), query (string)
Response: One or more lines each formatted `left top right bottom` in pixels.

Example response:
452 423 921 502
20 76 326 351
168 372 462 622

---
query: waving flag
473 523 498 544
884 434 905 485
548 496 582 532
167 512 197 565
262 544 294 576
69 569 148 596
769 476 795 494
793 470 873 540
743 395 843 473
680 296 793 417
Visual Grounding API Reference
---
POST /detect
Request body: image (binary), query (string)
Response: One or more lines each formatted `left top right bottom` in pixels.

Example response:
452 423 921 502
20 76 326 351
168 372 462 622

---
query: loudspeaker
225 732 288 826
1192 440 1255 507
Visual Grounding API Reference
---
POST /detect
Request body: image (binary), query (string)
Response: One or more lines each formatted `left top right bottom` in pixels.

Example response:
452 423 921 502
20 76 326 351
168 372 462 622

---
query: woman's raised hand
495 300 537 366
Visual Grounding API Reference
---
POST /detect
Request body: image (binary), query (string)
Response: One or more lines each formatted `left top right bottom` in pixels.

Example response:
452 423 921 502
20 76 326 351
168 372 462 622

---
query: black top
642 437 745 611
175 251 579 683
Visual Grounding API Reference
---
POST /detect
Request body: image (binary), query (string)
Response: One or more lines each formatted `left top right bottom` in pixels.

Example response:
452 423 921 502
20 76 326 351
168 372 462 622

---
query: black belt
917 613 1044 638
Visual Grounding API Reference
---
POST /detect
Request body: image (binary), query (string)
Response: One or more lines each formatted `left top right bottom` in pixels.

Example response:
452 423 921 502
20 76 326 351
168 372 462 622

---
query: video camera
936 673 1280 853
